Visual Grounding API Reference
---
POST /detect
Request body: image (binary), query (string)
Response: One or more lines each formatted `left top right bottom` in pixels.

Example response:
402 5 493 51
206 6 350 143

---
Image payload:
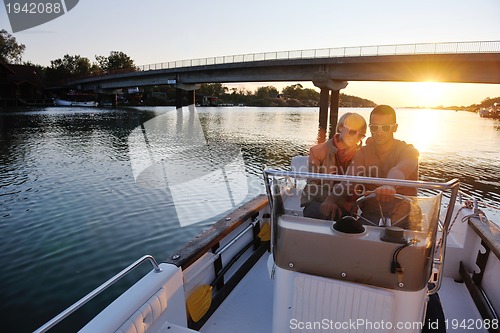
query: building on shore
0 62 51 107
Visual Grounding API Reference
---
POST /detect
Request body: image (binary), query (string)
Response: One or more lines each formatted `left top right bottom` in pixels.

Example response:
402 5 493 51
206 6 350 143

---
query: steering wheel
350 193 422 230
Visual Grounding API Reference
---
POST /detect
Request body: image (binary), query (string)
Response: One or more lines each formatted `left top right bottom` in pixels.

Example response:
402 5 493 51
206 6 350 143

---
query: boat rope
434 200 489 254
458 190 500 211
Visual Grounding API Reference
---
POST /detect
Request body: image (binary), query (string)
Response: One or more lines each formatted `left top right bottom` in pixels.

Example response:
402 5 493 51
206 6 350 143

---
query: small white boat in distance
34 161 500 333
53 98 98 107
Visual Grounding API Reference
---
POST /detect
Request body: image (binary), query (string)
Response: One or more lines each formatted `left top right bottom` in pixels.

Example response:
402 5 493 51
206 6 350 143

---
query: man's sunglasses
369 124 396 132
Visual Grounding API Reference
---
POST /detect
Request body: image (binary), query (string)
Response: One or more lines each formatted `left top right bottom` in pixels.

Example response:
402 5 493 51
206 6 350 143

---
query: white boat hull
53 99 98 107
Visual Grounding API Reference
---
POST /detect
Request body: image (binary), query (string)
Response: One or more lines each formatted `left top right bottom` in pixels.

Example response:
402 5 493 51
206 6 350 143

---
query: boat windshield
272 173 440 235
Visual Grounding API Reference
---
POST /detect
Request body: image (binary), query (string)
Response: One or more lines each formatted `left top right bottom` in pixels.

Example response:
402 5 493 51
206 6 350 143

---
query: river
0 106 499 332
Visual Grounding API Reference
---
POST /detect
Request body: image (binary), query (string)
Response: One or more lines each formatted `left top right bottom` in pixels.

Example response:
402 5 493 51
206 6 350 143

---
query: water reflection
0 106 498 333
128 106 250 227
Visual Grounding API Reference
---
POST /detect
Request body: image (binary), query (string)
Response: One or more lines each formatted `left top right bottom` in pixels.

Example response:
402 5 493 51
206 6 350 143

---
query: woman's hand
320 196 343 220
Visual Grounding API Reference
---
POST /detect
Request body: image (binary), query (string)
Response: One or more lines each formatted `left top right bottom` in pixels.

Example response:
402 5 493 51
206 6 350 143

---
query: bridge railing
136 40 500 72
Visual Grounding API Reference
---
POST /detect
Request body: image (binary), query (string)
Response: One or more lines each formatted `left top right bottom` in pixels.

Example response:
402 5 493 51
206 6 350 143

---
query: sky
2 0 500 107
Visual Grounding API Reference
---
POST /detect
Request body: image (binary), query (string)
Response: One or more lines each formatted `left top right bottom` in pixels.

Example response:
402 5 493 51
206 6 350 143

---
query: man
320 104 419 221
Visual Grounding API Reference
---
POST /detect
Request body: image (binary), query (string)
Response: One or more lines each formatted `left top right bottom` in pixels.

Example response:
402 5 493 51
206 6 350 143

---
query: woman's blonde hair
336 112 367 134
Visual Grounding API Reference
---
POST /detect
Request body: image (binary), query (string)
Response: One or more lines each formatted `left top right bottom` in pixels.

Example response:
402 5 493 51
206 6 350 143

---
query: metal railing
33 255 162 333
137 40 500 72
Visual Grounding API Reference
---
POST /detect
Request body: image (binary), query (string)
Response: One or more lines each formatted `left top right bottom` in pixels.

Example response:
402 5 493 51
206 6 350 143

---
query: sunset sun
411 81 449 107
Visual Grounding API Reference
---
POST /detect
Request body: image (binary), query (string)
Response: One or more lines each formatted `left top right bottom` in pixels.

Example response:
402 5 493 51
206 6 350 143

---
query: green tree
279 84 320 106
45 54 94 82
281 84 305 99
95 51 135 72
198 83 227 97
0 29 26 63
255 86 279 99
339 93 376 107
300 88 320 101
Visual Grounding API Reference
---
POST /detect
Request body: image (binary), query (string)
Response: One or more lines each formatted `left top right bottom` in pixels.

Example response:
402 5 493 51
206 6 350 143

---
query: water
0 106 498 332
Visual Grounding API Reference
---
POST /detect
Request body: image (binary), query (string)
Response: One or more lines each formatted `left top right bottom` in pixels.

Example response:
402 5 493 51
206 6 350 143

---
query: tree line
190 83 376 108
1 29 376 107
2 29 136 82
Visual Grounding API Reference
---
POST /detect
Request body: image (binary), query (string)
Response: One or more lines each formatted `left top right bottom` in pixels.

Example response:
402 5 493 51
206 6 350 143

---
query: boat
202 95 218 106
35 155 500 333
119 87 144 106
53 98 98 107
479 103 500 118
53 90 99 107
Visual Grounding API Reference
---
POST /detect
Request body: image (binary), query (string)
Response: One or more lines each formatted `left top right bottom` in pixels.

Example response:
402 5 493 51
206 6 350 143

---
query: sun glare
399 109 443 153
411 82 448 107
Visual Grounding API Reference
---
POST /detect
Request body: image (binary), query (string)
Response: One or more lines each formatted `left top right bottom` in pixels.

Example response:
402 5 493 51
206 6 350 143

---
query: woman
301 112 367 220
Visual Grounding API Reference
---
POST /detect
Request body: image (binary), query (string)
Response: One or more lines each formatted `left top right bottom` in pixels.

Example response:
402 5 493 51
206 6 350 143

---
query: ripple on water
1 107 499 332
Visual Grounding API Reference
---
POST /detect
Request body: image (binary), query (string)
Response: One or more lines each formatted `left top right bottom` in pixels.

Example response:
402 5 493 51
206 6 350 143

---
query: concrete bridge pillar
313 76 348 143
176 88 183 109
329 89 340 139
187 90 196 106
318 88 330 143
175 83 201 109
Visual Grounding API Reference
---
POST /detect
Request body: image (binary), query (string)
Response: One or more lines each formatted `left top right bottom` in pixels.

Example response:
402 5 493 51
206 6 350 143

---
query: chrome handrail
264 169 459 191
263 169 460 295
33 255 162 333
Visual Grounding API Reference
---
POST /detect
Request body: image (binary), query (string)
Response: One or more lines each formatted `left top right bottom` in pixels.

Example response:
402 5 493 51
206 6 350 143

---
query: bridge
68 41 500 138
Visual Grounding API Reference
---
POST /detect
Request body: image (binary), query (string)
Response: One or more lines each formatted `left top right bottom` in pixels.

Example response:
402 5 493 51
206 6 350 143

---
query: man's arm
375 145 419 202
387 145 418 179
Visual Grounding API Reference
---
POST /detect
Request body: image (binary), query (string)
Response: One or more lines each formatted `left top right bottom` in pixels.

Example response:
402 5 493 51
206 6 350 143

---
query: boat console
263 169 459 332
274 206 439 291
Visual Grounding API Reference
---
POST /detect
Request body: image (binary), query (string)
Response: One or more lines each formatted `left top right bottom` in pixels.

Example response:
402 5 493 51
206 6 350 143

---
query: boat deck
200 254 273 333
439 277 487 333
201 252 486 333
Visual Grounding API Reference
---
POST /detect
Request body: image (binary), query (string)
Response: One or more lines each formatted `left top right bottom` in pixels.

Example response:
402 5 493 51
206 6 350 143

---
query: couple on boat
301 105 446 332
301 104 419 226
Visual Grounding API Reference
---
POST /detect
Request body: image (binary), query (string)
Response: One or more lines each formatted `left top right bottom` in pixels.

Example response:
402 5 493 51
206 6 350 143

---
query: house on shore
0 62 51 107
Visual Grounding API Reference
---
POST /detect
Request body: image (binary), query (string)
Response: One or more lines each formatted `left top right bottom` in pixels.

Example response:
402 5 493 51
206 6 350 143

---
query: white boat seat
114 287 196 333
282 188 303 216
290 155 308 172
79 263 195 333
281 155 309 216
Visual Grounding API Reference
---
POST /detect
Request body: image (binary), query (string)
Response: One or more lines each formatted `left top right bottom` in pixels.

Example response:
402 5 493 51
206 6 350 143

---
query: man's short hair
370 105 396 123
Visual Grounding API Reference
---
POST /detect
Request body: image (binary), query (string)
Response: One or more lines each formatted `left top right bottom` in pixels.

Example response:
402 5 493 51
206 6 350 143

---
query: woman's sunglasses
344 126 366 138
369 124 396 132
